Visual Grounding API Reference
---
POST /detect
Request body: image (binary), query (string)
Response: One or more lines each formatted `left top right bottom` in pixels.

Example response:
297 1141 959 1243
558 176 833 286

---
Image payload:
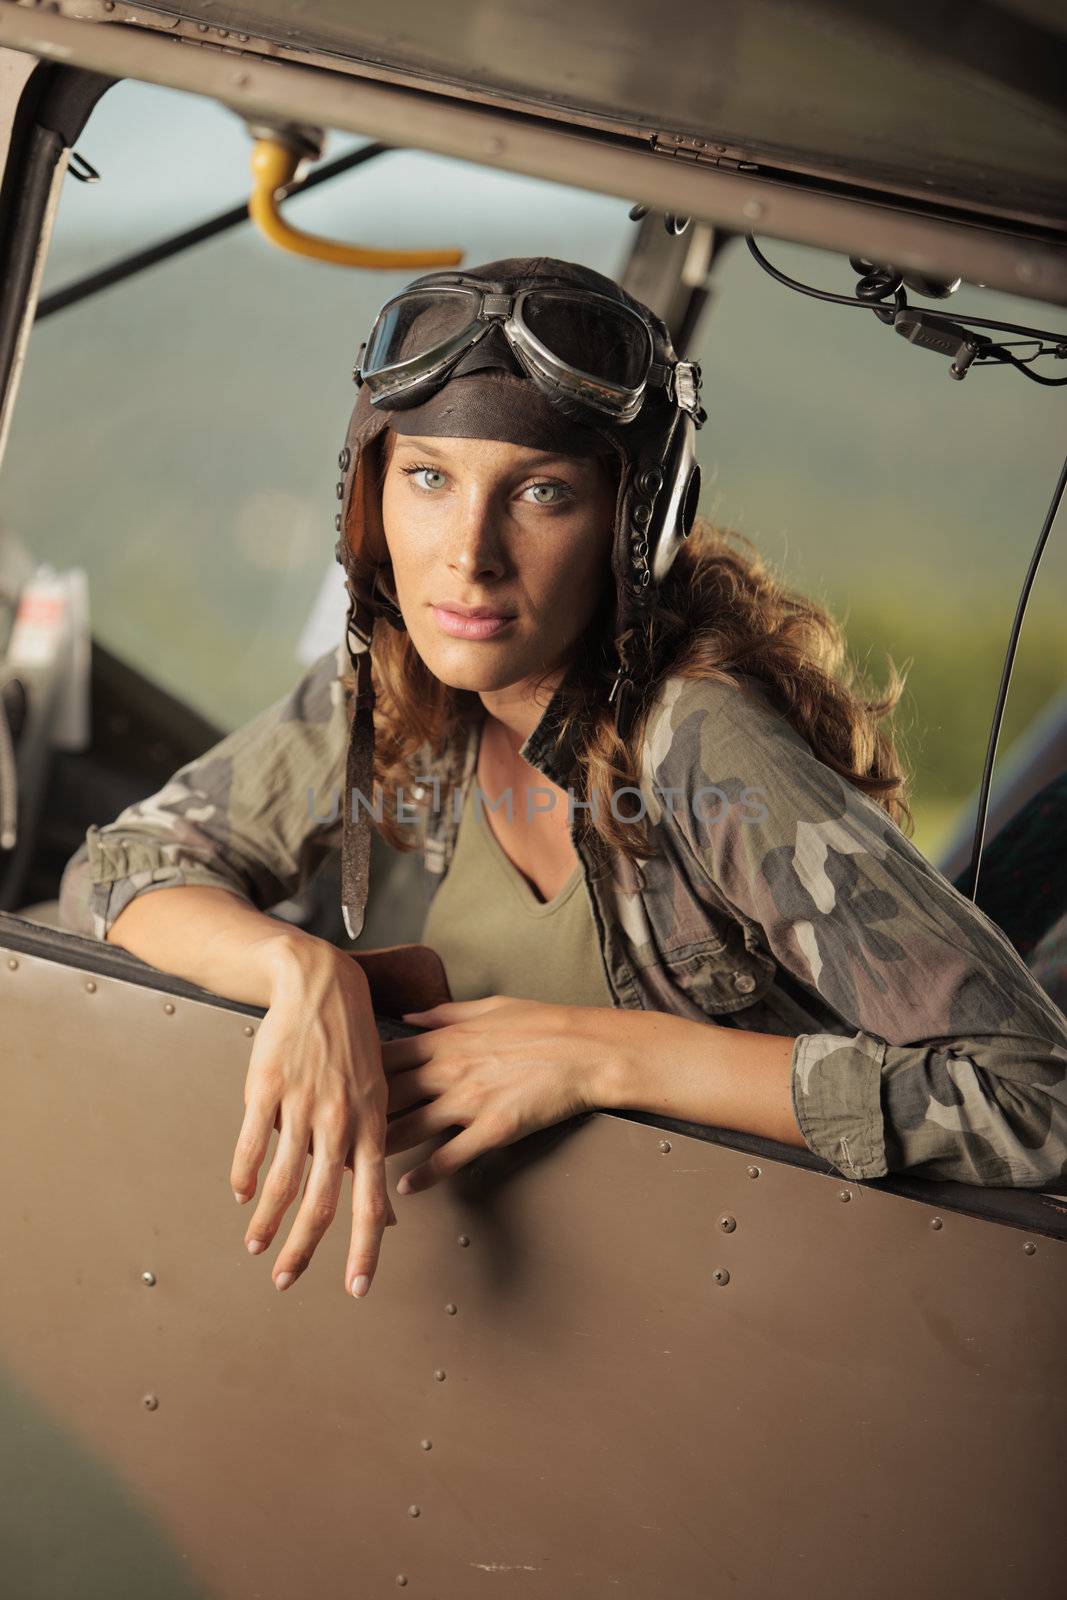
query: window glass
2 80 1063 862
688 236 1067 857
2 80 633 726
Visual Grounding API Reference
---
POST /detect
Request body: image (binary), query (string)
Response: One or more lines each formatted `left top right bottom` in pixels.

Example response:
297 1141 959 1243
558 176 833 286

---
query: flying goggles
353 278 706 426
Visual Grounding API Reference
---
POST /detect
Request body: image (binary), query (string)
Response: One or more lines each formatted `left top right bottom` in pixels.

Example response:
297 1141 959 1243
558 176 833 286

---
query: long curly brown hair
344 430 914 865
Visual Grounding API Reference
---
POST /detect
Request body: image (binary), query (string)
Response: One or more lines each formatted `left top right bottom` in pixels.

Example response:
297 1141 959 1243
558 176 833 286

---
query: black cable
956 447 1067 903
987 347 1067 386
744 235 1067 351
35 141 389 321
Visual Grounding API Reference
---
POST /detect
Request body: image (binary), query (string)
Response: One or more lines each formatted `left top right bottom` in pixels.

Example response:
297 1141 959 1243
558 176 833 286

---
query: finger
400 995 511 1025
386 1065 439 1116
397 1122 492 1195
270 1130 349 1291
378 1032 436 1074
230 1092 277 1203
244 1109 310 1258
345 1126 392 1298
384 1100 459 1157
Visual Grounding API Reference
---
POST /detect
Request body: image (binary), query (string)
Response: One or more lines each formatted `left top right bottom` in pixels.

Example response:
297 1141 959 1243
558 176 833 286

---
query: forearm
593 1010 808 1152
105 885 345 1008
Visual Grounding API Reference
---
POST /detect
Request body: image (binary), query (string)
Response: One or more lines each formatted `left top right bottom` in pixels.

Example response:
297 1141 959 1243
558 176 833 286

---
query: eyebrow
393 437 584 470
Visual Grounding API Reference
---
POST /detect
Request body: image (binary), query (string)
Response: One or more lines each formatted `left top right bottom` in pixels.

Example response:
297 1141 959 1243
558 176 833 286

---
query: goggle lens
362 288 482 375
521 292 652 390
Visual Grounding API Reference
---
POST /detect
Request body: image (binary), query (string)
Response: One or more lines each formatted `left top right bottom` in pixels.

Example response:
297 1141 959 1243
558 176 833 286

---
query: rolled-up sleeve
651 674 1067 1188
58 644 350 942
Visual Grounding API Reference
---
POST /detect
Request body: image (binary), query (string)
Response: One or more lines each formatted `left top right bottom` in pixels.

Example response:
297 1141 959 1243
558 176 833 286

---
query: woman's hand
230 941 396 1298
380 995 618 1193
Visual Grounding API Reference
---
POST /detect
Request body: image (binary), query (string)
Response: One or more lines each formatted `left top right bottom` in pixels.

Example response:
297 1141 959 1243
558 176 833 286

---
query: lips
431 604 516 641
432 602 515 620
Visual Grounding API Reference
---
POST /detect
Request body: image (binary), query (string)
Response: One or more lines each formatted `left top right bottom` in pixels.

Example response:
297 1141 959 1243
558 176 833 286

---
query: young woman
59 256 1067 1305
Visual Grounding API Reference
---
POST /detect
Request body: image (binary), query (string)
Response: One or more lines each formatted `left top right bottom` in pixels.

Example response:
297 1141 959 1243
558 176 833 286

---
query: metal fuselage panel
1 934 1063 1599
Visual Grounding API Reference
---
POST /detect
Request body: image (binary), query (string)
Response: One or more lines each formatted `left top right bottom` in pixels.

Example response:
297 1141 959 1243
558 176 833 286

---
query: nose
445 488 508 585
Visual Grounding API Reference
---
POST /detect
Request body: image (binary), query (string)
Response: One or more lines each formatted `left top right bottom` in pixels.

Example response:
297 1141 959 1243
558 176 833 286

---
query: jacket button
732 971 757 994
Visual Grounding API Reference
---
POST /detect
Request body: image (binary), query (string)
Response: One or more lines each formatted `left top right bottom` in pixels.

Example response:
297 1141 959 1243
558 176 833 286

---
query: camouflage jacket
58 642 1067 1190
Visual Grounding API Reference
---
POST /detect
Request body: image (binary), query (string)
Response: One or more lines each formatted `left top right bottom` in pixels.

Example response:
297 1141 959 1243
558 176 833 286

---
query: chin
410 631 525 692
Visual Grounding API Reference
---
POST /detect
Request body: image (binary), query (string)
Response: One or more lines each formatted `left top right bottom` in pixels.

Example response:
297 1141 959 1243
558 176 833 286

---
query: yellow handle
248 138 464 270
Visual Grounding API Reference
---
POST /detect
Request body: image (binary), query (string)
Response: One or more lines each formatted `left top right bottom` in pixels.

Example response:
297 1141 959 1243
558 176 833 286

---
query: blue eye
402 465 447 492
399 464 572 505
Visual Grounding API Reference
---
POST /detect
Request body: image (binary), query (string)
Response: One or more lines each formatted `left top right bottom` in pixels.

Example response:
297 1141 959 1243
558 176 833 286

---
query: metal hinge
651 133 759 172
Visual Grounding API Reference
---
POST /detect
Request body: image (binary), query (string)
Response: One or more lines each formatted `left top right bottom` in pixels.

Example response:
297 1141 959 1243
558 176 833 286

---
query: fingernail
246 1239 267 1256
275 1271 295 1291
233 1190 250 1204
397 1175 413 1196
351 1275 370 1298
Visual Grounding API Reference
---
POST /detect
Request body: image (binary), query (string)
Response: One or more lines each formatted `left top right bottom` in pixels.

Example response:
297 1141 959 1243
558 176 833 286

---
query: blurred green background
1 81 1064 867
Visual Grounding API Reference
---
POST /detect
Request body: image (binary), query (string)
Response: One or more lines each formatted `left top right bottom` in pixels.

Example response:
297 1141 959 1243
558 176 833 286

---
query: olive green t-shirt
420 772 615 1008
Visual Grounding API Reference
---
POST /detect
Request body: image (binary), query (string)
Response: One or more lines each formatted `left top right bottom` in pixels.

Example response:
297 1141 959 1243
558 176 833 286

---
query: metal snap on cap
638 468 663 495
732 971 757 994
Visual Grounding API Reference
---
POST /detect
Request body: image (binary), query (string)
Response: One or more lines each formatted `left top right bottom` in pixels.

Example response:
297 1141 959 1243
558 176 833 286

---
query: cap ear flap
344 432 389 567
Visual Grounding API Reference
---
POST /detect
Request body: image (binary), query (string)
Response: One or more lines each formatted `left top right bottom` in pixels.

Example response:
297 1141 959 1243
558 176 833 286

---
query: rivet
838 1189 852 1202
732 971 757 994
142 1394 159 1410
930 1217 943 1230
638 468 663 496
632 501 652 526
457 1234 470 1247
238 34 250 43
719 1215 736 1232
102 1 115 10
445 1302 457 1315
338 446 351 472
84 979 96 993
336 481 344 500
141 1271 156 1286
746 1164 761 1179
163 1002 175 1015
1023 1241 1037 1255
396 1579 408 1589
420 1438 433 1450
196 21 209 30
742 199 765 221
433 1369 446 1382
7 958 18 970
243 1025 254 1037
334 513 342 532
658 1140 672 1153
712 1267 730 1285
408 1504 421 1518
232 72 250 88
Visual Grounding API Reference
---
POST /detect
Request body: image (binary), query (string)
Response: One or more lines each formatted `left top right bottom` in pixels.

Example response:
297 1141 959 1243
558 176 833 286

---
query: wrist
579 1006 657 1111
249 925 360 1001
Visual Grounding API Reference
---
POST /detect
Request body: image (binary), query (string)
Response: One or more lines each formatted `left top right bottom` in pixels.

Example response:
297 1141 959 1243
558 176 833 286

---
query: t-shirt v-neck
419 737 615 1006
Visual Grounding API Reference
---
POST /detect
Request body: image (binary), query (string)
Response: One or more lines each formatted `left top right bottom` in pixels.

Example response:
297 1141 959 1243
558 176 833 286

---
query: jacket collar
518 666 582 789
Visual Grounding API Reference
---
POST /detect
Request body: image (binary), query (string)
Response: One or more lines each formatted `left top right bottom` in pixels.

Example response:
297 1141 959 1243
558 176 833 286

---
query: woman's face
379 432 617 695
